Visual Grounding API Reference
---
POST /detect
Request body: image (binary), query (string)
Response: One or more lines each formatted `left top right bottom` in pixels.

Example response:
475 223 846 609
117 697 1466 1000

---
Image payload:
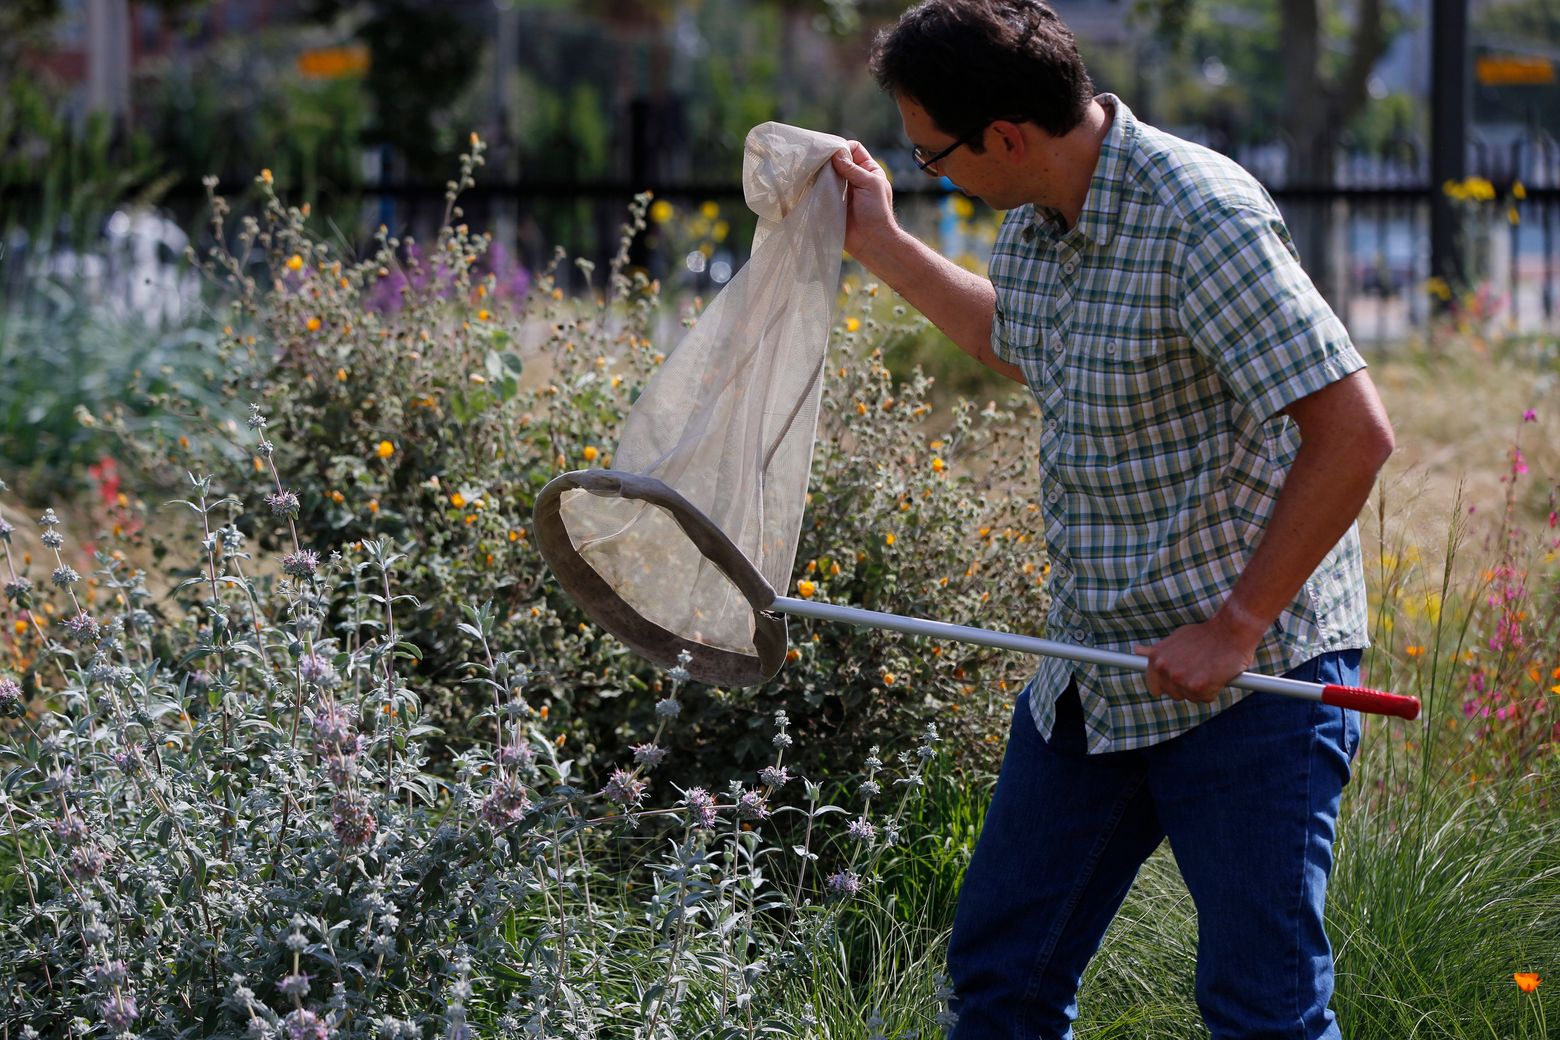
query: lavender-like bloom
479 777 531 828
100 992 139 1030
497 740 534 768
300 654 337 689
38 508 60 528
758 765 791 789
91 959 128 987
267 490 301 519
325 754 357 787
859 779 882 798
847 817 876 844
4 576 31 604
826 870 864 898
0 676 21 713
41 529 63 549
54 814 88 845
310 704 355 755
735 788 770 821
247 405 269 430
67 843 108 881
283 1008 331 1040
51 564 80 588
63 612 100 645
601 768 648 807
630 743 667 769
282 550 320 578
279 972 312 999
682 787 719 830
332 794 376 847
654 697 681 719
0 516 12 541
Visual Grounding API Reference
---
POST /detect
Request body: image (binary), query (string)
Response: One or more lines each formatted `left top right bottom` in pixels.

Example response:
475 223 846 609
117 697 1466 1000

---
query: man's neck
1043 98 1114 230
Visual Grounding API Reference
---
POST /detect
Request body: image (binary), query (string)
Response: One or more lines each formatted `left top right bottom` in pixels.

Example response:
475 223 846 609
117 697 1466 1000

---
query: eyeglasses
911 117 1027 176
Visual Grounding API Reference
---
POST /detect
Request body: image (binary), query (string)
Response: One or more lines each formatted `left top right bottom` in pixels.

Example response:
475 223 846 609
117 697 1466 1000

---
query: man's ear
989 120 1028 161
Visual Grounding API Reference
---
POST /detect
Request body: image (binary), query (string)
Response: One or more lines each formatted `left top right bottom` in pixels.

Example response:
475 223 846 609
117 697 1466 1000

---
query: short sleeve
1177 206 1366 423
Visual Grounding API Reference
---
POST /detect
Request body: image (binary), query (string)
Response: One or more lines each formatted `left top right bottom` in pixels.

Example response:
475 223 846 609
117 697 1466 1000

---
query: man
829 2 1395 1038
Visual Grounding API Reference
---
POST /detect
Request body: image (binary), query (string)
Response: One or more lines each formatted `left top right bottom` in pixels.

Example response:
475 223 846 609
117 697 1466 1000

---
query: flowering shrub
0 462 957 1035
86 138 1048 784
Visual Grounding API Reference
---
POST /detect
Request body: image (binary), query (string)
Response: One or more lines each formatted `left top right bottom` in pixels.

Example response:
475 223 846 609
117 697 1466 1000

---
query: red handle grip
1321 684 1421 720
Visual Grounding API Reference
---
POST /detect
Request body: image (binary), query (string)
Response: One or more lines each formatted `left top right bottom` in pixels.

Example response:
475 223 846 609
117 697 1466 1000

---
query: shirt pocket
1064 327 1177 457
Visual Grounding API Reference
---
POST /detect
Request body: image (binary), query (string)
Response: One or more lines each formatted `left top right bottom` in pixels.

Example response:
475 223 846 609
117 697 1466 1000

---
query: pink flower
1522 409 1538 422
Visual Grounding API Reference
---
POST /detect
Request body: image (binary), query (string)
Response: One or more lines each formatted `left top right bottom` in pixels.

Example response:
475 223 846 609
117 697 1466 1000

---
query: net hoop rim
533 469 787 687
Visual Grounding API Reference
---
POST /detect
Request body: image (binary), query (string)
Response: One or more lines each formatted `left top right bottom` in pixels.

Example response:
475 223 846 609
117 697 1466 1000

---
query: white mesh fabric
536 122 847 685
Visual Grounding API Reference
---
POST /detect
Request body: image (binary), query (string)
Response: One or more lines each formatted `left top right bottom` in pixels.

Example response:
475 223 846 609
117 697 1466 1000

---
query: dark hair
869 0 1095 145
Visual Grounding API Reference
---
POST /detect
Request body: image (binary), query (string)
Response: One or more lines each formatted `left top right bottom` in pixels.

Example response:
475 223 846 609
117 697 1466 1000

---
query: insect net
534 123 847 687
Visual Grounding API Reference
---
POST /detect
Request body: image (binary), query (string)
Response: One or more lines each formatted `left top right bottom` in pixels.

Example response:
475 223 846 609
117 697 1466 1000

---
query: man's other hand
1133 613 1262 703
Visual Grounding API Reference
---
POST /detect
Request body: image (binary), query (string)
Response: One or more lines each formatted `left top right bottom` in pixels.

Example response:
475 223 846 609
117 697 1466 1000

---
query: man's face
896 95 1019 209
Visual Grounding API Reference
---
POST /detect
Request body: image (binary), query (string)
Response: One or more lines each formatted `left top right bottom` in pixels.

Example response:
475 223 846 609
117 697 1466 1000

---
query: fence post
1430 0 1469 304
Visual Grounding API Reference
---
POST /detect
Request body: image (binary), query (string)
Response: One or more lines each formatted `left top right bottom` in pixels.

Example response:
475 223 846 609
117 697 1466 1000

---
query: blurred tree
302 0 482 178
1142 0 1402 182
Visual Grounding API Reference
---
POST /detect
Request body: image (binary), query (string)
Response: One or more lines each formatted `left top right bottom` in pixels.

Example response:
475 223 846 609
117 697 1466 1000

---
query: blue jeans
946 651 1362 1040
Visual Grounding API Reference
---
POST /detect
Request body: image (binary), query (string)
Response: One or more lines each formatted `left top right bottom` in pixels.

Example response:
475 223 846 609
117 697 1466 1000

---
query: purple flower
0 517 12 541
310 704 355 754
67 843 108 881
63 612 100 645
497 740 534 768
682 787 719 829
283 1008 332 1040
758 765 791 789
279 972 312 999
4 576 31 604
847 816 876 844
100 992 139 1030
735 788 770 821
282 549 320 578
299 653 337 688
1523 409 1538 422
826 870 864 898
479 776 531 828
602 767 648 807
325 754 357 787
51 564 80 588
267 490 301 520
91 959 128 987
631 743 667 769
54 814 88 845
0 676 21 711
331 794 376 847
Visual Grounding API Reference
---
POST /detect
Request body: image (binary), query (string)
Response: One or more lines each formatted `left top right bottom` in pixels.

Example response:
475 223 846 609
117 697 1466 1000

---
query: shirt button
1072 628 1088 642
1105 341 1118 355
1046 417 1059 432
1046 488 1062 505
1063 260 1076 275
1050 334 1064 354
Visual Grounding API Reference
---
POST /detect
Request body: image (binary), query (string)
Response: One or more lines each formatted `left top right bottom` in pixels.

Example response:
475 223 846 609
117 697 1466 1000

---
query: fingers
832 141 884 187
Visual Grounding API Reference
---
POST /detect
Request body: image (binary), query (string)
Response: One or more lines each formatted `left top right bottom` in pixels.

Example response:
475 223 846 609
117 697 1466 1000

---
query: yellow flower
1513 181 1527 200
583 446 599 462
376 440 395 459
881 672 896 686
884 533 896 546
856 402 868 416
470 131 481 147
306 316 322 332
845 317 861 333
336 368 348 382
450 492 466 508
951 195 975 219
700 200 720 220
287 254 304 272
650 200 674 225
931 457 946 473
477 309 491 321
260 168 273 185
797 580 817 599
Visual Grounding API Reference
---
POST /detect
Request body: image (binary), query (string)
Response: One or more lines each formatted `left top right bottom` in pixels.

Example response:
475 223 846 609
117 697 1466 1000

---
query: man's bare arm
832 143 1025 385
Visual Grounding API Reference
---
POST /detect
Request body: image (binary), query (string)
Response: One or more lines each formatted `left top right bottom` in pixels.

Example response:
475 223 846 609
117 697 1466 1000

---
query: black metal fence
5 132 1560 344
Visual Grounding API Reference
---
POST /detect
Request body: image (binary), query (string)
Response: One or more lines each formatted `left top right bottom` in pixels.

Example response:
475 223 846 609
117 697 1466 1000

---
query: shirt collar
1028 93 1135 248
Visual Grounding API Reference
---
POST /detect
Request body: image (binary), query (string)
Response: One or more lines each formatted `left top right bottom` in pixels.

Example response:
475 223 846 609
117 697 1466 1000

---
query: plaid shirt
990 95 1370 753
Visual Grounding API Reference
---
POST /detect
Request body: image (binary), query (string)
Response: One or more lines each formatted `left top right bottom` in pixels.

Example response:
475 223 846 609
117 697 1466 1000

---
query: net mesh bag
534 122 847 687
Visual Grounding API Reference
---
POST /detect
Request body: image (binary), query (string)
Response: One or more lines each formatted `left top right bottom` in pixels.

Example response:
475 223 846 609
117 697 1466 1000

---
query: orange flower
287 254 304 272
583 446 599 462
450 492 467 508
376 440 395 459
931 457 946 473
1514 972 1541 993
881 672 896 686
797 580 816 599
306 316 322 332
